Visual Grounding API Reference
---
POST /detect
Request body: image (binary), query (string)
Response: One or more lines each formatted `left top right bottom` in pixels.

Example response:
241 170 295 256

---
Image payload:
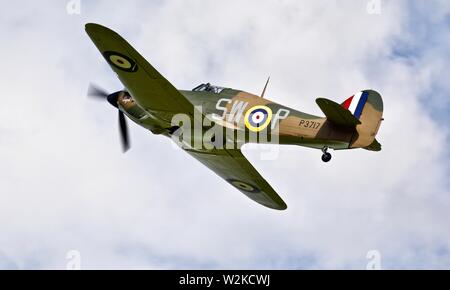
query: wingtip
270 202 288 211
85 22 100 31
85 23 118 35
279 204 288 211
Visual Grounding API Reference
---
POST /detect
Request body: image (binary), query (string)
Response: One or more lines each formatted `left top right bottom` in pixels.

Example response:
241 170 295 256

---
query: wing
85 23 193 116
184 148 287 210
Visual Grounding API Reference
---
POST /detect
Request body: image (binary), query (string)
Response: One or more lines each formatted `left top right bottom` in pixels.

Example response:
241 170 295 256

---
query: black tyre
321 152 332 163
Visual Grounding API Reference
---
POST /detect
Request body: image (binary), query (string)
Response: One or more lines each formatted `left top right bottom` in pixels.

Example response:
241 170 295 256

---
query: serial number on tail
299 119 321 129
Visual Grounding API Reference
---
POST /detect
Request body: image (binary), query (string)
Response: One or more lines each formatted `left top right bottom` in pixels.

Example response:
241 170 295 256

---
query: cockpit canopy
192 83 227 94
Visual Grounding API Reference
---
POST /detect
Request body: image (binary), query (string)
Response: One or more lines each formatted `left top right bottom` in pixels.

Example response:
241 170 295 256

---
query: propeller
88 83 130 152
118 110 130 152
87 83 109 99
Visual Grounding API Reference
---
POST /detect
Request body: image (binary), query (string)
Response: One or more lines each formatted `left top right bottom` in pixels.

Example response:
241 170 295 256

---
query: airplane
85 23 384 211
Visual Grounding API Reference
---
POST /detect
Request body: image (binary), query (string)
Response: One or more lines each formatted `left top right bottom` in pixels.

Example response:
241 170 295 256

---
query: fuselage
116 85 355 151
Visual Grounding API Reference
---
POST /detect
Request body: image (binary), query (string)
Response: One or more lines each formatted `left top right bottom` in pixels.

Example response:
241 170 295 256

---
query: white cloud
0 0 449 269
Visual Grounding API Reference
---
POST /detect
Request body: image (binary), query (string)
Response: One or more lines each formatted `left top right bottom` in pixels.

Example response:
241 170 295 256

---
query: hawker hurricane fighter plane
86 23 384 210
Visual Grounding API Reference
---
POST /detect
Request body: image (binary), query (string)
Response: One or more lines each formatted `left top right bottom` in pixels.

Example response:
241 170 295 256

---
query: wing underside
184 148 287 210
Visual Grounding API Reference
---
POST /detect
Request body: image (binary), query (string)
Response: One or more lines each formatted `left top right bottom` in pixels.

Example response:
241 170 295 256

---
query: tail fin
342 90 384 149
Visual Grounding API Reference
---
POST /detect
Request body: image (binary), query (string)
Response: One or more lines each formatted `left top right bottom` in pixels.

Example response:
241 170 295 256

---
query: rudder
341 90 384 149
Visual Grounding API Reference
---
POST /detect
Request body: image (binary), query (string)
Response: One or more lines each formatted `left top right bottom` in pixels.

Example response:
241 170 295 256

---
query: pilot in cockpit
192 83 226 94
203 83 213 92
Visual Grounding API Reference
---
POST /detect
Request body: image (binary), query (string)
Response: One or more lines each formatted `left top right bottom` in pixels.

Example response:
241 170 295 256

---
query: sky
0 0 449 269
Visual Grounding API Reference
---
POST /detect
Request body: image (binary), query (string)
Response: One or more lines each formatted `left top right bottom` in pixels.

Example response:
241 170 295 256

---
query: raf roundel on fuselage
244 105 273 132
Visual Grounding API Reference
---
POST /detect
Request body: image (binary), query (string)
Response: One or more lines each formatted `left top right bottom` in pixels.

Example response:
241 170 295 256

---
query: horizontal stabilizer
364 138 382 151
316 98 361 127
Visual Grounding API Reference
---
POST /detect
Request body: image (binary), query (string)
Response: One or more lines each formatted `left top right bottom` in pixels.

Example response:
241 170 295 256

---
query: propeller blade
87 83 109 99
118 110 130 152
88 83 130 152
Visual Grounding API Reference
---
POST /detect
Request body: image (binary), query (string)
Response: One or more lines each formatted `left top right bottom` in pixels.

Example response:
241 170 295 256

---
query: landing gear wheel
321 146 332 162
321 152 332 163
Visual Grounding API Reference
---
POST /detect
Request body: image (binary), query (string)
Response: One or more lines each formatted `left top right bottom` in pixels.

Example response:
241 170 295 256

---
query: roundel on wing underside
103 51 138 72
227 179 261 193
244 105 273 132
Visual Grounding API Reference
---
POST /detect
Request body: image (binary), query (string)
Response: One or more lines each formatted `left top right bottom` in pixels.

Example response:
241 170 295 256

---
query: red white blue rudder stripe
342 91 369 119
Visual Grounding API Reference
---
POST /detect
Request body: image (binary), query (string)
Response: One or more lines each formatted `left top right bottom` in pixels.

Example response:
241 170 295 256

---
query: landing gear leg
321 146 332 163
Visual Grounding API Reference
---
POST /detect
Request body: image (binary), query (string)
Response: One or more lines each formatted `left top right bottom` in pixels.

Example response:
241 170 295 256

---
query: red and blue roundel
244 105 273 132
